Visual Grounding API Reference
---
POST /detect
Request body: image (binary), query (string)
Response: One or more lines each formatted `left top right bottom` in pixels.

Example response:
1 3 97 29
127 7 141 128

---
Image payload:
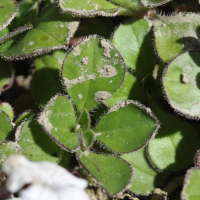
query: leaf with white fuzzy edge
94 100 160 154
58 0 120 17
121 146 164 196
0 102 14 121
81 129 95 150
147 103 200 172
0 0 18 31
77 149 133 196
112 19 157 79
14 110 35 131
154 13 200 62
0 141 20 168
61 35 125 115
37 94 78 152
0 110 13 141
0 4 80 61
194 149 200 168
162 51 200 119
181 167 200 200
16 116 63 162
141 0 172 8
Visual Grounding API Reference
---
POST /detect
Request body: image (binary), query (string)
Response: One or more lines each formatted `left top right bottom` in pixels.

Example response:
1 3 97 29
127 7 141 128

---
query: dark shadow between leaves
31 67 64 107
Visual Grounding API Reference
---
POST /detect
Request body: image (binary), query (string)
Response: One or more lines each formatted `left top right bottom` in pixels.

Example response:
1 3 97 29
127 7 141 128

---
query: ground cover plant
0 0 200 199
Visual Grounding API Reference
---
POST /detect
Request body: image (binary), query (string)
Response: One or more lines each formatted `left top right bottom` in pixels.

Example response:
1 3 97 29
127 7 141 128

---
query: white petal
20 184 58 200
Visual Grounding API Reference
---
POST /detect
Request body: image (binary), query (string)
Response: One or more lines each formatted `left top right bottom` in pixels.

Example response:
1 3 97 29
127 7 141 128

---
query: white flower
3 155 89 200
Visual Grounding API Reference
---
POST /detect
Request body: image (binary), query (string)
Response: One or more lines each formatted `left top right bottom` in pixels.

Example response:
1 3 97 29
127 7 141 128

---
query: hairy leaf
162 52 200 119
62 36 125 114
77 150 133 195
154 13 200 62
0 102 14 121
121 146 164 195
94 101 159 153
37 95 78 152
113 19 157 78
0 5 80 60
147 103 200 172
16 117 63 162
0 111 12 141
58 0 120 17
181 168 200 200
0 0 18 31
141 0 172 8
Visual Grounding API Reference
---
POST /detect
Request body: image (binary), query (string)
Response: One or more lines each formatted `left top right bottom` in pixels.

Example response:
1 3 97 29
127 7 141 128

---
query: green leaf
37 95 78 152
94 101 159 153
81 130 95 150
16 117 63 162
58 0 120 17
147 103 200 172
0 102 14 121
154 13 200 62
77 150 133 195
10 0 38 28
0 58 13 94
162 51 200 119
62 36 125 115
112 19 157 79
106 72 143 107
0 27 9 39
0 110 12 141
76 109 90 133
141 0 172 7
0 141 20 168
121 146 164 195
31 54 64 107
110 0 148 12
181 168 200 200
14 110 35 131
0 5 80 61
0 0 18 31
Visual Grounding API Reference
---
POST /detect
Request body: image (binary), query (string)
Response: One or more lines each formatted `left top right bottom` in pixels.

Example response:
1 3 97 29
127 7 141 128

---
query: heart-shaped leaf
0 5 80 61
31 54 64 107
37 95 78 152
181 168 200 200
0 0 18 31
162 51 200 119
58 0 120 17
112 19 157 79
16 117 63 162
94 100 160 153
61 36 125 115
154 13 200 62
0 141 20 168
141 0 172 8
121 146 164 195
77 150 133 196
147 103 200 172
